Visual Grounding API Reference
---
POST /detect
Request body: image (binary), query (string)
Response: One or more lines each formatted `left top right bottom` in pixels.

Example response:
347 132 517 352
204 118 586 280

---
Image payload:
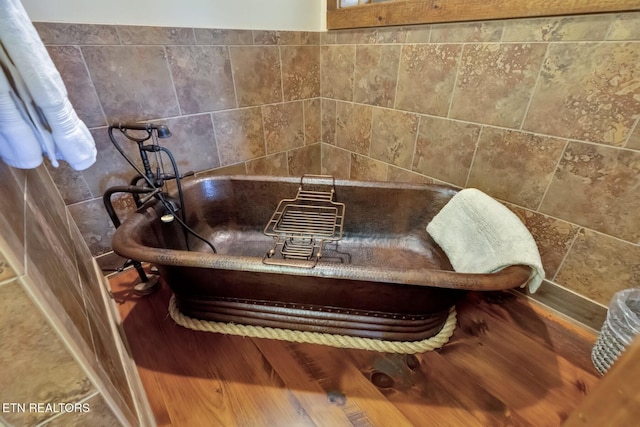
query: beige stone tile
467 128 566 209
354 45 401 108
626 121 640 150
301 32 321 45
46 394 122 427
167 46 236 114
430 21 503 43
376 26 409 43
27 166 73 252
252 30 277 45
230 46 283 107
281 46 320 101
194 28 253 45
82 45 180 122
607 12 640 40
321 45 355 101
246 153 289 176
369 108 419 169
0 281 94 426
45 161 93 204
253 30 301 45
25 200 94 350
263 102 305 154
450 43 547 128
0 253 16 282
0 163 26 272
555 229 640 305
540 142 640 242
502 15 613 42
320 31 337 45
68 211 105 317
34 22 120 45
321 98 337 145
336 101 372 155
85 314 136 421
321 145 350 179
335 28 377 44
276 31 303 45
405 25 431 43
47 46 106 128
412 116 480 187
212 107 266 165
396 44 461 116
387 166 434 184
117 25 195 44
506 205 580 280
288 144 322 176
150 114 220 173
524 42 640 146
68 197 116 256
350 153 387 181
81 128 140 198
304 98 321 144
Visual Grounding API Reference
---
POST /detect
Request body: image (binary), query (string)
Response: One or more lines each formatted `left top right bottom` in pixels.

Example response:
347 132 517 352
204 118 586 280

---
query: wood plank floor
110 268 600 427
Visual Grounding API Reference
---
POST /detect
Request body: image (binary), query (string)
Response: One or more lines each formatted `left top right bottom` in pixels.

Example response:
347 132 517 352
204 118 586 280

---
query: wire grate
263 175 345 268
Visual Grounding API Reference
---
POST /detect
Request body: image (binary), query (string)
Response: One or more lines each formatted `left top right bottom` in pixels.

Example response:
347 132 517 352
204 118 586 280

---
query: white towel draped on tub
426 188 545 293
0 0 96 170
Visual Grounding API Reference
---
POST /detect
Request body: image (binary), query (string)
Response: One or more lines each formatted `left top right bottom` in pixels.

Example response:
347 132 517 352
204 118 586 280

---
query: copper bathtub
112 175 531 341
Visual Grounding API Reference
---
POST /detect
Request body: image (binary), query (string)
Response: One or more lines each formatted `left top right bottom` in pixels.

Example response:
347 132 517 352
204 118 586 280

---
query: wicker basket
591 321 627 375
591 288 640 375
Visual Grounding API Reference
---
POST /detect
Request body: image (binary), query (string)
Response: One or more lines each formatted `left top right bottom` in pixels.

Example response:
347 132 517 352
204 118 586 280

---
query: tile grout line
162 45 184 117
464 126 483 188
17 274 134 427
536 139 569 212
392 44 403 110
518 43 550 130
277 45 285 104
446 45 465 119
23 171 28 277
551 226 583 283
260 105 268 158
77 46 109 128
367 104 374 157
209 113 223 169
603 16 617 41
622 116 639 148
351 44 357 104
409 115 421 175
35 391 100 427
260 98 640 156
227 46 241 109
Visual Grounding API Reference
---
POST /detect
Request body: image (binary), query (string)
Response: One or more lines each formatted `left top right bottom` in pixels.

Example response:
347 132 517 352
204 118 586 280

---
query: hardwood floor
110 268 599 426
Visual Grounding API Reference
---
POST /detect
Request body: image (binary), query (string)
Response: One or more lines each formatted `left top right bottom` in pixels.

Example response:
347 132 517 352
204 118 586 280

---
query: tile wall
320 12 640 311
34 23 322 256
0 162 151 426
33 13 639 320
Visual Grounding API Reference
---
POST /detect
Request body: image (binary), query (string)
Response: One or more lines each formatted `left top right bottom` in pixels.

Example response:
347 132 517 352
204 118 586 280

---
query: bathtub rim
112 175 533 292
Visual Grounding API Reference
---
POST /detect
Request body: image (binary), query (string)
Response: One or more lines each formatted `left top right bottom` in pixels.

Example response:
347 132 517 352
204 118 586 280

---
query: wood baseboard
515 280 607 332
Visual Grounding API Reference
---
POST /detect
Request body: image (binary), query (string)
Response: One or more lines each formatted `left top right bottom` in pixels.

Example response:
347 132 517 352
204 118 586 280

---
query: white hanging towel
0 62 43 169
0 0 96 170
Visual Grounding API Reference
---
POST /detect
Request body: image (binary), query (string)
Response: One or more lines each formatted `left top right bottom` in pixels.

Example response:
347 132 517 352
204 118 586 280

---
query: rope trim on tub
168 295 457 354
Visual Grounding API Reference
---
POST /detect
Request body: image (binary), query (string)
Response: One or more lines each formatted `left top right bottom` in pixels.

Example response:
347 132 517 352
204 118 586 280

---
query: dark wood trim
327 0 338 11
327 0 640 29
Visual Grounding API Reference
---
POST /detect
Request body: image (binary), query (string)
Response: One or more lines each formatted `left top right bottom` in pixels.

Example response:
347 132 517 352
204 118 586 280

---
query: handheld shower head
111 122 172 141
